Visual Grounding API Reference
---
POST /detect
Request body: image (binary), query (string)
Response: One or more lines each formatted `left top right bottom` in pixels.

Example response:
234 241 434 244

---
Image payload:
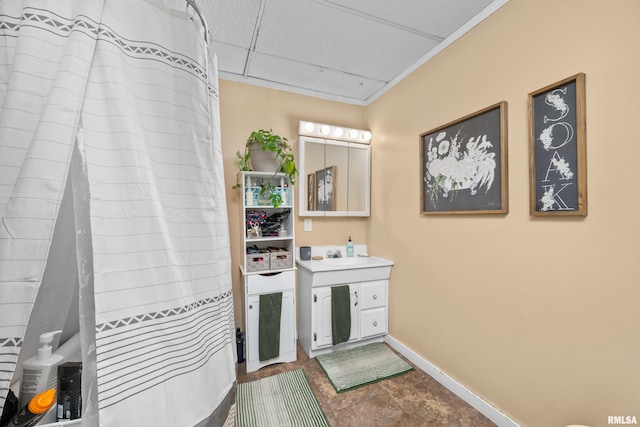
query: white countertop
296 254 394 273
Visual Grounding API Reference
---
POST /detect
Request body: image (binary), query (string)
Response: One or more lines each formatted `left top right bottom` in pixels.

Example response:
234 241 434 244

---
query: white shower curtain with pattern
0 1 236 425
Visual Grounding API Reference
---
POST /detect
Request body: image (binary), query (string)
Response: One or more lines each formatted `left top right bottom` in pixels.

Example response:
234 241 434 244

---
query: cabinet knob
373 321 378 327
249 305 253 309
373 294 378 300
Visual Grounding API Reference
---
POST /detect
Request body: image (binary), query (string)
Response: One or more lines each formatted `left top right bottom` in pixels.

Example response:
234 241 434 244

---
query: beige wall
366 0 640 425
218 80 368 331
220 0 640 424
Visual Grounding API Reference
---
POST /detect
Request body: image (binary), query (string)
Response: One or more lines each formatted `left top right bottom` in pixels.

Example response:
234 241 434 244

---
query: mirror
298 135 371 217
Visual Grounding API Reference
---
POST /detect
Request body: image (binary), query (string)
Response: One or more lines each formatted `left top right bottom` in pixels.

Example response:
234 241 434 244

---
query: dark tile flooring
236 342 497 427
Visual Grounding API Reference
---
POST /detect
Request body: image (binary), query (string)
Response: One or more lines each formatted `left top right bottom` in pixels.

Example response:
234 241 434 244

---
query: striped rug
235 369 329 427
316 343 414 393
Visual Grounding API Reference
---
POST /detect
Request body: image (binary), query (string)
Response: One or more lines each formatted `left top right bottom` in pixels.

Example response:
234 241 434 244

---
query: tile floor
236 342 497 427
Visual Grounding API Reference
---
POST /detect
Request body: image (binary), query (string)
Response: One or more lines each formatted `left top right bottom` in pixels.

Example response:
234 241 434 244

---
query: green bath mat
316 342 414 393
235 369 329 427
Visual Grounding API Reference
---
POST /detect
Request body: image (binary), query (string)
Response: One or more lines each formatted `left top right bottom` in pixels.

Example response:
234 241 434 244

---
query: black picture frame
529 73 587 216
315 166 336 211
420 101 508 215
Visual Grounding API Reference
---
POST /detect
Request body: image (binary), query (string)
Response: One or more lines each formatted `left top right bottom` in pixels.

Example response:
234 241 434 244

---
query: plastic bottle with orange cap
3 388 56 427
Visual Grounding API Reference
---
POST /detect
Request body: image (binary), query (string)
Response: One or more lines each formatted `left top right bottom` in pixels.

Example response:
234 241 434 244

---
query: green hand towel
259 292 282 361
331 286 351 345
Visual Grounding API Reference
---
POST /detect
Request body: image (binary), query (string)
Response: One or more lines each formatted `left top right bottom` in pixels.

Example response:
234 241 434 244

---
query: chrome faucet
326 249 342 258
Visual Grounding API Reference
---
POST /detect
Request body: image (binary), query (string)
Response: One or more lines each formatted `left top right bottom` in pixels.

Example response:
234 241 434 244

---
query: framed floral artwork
529 73 587 216
420 101 508 215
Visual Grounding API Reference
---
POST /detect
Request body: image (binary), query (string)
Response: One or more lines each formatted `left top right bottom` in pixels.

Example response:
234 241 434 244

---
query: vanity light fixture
298 120 371 144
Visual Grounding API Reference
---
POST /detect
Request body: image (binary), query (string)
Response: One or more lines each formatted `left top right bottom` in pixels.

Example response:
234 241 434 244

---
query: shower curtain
0 1 236 425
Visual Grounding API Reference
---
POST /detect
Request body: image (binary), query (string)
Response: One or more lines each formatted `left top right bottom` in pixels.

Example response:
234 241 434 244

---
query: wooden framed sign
529 73 587 216
306 173 315 211
420 102 508 215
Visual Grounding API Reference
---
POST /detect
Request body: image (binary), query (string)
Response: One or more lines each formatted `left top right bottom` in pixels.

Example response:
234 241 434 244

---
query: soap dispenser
346 236 354 257
18 330 64 414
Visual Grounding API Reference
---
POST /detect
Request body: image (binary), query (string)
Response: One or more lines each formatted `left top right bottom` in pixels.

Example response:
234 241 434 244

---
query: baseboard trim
385 335 521 427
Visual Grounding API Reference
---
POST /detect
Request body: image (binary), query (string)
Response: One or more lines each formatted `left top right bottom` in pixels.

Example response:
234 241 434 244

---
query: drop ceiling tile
322 0 495 37
199 0 261 48
211 42 249 74
165 0 259 48
254 0 439 81
247 52 386 101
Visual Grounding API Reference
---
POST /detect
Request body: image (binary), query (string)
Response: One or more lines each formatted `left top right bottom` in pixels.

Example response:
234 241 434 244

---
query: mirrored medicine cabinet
298 121 371 217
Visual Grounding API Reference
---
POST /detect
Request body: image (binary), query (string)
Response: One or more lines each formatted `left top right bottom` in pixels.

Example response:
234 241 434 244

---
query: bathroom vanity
296 247 393 358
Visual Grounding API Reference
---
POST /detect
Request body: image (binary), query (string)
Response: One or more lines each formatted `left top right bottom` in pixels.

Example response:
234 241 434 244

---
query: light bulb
362 131 372 142
304 122 315 133
349 129 359 139
334 127 344 138
320 125 330 135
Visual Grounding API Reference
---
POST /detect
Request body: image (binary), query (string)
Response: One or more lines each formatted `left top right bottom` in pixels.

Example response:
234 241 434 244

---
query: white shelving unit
238 171 296 373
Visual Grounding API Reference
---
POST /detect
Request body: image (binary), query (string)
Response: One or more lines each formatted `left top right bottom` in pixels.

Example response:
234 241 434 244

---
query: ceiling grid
169 0 510 105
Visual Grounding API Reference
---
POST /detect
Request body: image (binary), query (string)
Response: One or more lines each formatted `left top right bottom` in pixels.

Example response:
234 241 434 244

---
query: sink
322 257 370 266
297 254 393 274
296 253 394 288
295 245 394 285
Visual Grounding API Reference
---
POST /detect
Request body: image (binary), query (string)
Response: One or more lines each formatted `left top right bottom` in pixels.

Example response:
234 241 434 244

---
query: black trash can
236 328 245 363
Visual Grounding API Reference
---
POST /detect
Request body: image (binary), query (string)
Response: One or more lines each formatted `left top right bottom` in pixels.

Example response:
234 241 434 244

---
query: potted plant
233 129 297 208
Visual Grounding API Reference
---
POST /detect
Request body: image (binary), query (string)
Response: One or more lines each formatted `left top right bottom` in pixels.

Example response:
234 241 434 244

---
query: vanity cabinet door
313 285 359 348
246 289 296 367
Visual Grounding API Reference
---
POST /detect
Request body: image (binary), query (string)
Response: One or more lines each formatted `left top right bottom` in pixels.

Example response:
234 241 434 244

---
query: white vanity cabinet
296 251 393 358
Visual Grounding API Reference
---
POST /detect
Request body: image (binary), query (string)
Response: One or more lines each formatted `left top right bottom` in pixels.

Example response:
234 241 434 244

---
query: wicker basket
269 250 293 270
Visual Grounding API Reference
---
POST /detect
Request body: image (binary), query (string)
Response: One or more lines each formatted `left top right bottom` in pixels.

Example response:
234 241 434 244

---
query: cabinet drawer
246 270 295 295
360 307 387 338
360 281 386 309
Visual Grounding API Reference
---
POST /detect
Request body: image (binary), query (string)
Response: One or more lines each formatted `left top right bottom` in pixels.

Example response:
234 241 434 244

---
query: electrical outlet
304 219 312 231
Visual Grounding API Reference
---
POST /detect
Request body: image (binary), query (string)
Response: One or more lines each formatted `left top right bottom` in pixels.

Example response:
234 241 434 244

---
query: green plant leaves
233 129 298 203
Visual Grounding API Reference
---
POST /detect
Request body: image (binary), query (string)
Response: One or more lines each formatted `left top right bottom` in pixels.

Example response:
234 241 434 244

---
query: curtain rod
186 0 209 44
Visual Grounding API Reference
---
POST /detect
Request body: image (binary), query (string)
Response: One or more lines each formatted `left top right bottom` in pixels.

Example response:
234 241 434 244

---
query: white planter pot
249 142 281 172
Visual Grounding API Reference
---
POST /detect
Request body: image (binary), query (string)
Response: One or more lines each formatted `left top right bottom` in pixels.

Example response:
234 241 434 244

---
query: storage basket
269 250 293 270
246 252 269 272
